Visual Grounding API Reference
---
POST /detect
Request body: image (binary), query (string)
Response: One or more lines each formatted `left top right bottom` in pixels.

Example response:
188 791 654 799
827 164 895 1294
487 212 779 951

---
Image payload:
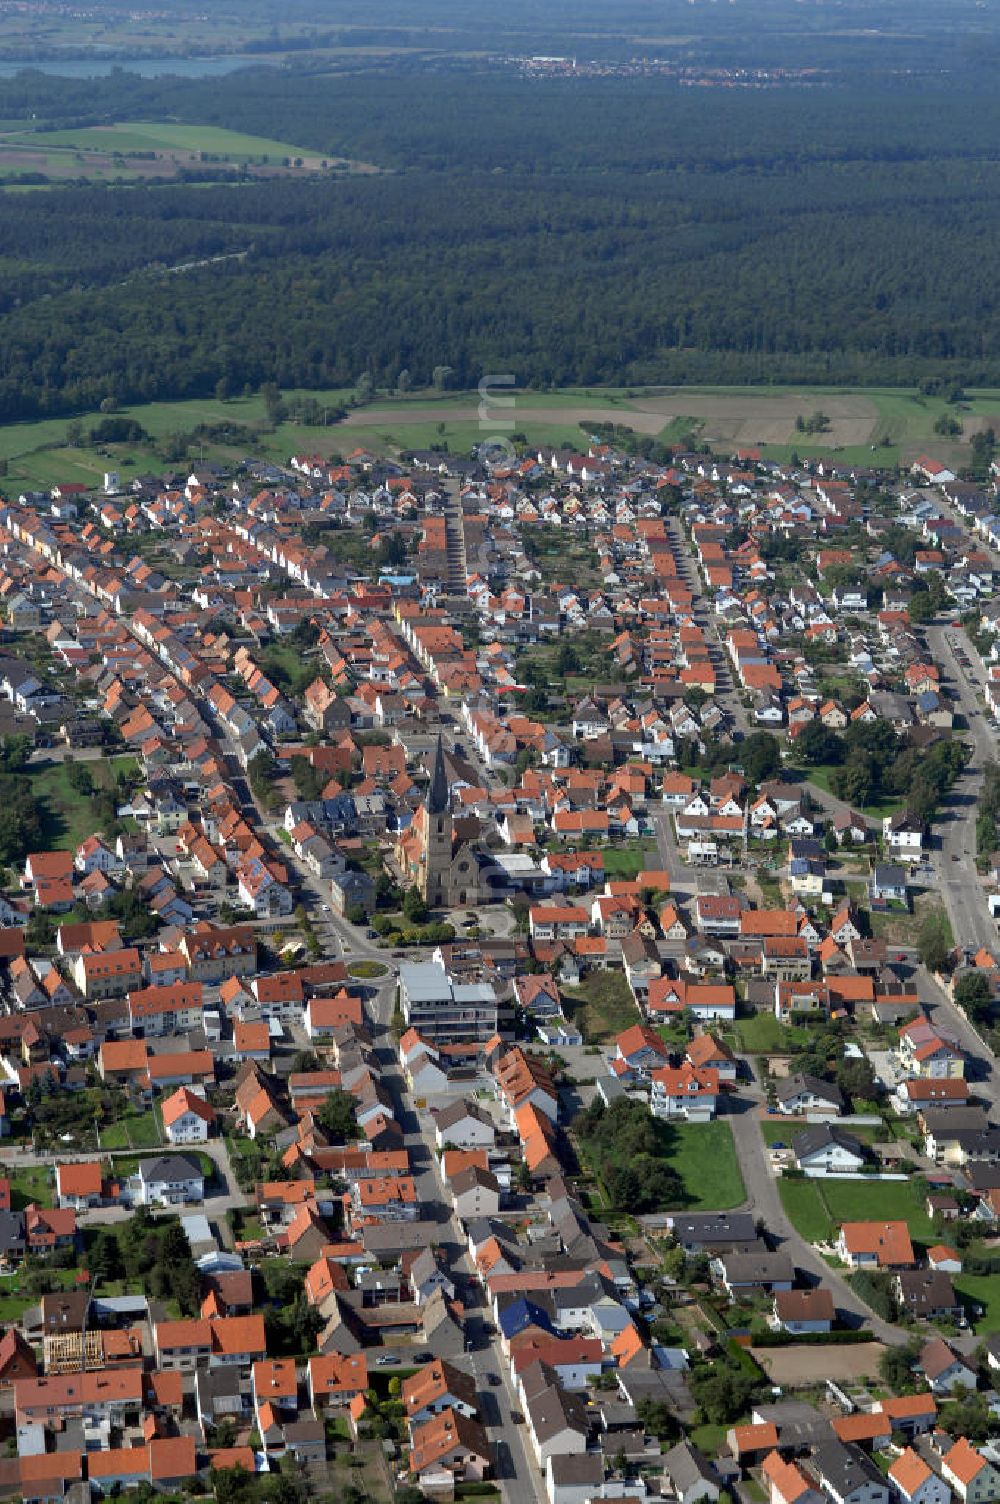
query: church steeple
428 733 449 815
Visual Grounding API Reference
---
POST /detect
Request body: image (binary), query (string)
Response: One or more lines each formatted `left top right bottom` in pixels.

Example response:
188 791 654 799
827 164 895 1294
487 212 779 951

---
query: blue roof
498 1298 555 1341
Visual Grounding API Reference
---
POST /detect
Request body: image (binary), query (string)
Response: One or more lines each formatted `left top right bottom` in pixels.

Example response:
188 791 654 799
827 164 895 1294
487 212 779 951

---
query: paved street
367 977 542 1504
923 624 999 954
725 1081 908 1346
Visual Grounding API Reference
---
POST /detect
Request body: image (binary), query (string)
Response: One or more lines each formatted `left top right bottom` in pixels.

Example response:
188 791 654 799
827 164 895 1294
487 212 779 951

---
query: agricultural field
0 120 372 182
331 384 1000 469
2 382 998 498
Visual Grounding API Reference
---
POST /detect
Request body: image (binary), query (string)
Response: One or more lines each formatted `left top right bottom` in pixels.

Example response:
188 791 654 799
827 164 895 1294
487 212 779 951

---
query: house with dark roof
792 1124 867 1174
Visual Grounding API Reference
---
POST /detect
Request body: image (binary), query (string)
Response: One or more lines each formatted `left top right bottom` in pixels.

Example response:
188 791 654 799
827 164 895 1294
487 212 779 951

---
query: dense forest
3 68 1000 414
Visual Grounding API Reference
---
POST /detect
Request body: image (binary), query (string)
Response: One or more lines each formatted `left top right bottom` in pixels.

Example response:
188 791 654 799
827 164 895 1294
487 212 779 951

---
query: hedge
750 1329 877 1347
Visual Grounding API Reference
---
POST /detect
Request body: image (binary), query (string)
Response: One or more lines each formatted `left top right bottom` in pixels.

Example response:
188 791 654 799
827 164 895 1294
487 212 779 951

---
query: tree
65 759 94 796
954 969 994 1023
879 1337 921 1392
260 380 285 424
832 752 874 808
836 1055 878 1105
87 1227 124 1284
109 886 159 941
907 591 935 625
690 1361 765 1425
402 887 429 924
918 908 952 974
742 731 781 785
248 748 278 805
290 757 325 801
795 719 844 766
316 1088 357 1145
636 1397 679 1441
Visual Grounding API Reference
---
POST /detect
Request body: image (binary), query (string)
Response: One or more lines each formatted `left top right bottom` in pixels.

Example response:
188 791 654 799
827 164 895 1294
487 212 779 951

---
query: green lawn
798 762 902 819
29 754 140 852
761 1118 886 1146
779 1175 933 1245
734 1014 813 1053
688 1423 732 1455
600 842 660 878
954 1273 1000 1334
8 1164 53 1210
0 386 353 494
665 1121 745 1212
101 1107 162 1151
260 642 316 699
0 1290 34 1323
562 969 640 1043
761 1118 800 1145
779 1178 837 1242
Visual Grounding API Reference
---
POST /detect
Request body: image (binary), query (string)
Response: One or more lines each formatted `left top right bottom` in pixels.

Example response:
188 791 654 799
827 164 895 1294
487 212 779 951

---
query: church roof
428 734 450 816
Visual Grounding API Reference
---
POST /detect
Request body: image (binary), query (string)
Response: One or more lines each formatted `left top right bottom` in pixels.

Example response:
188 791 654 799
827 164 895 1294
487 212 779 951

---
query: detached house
888 1449 950 1504
837 1220 915 1270
650 1064 719 1122
883 811 924 864
941 1440 1000 1504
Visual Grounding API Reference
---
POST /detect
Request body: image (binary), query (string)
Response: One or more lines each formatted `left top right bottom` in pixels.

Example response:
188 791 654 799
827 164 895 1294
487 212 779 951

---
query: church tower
420 734 453 907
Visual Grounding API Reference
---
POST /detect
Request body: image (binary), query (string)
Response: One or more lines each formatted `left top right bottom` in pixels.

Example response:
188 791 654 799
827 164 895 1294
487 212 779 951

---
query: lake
0 56 260 80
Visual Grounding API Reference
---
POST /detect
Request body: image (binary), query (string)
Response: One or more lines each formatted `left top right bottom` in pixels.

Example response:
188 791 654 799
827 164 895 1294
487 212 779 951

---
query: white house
774 1073 844 1117
882 812 924 864
433 1099 496 1151
134 1153 205 1207
940 1440 1000 1504
793 1124 867 1175
888 1449 950 1504
649 1065 719 1122
161 1086 215 1145
812 1442 890 1504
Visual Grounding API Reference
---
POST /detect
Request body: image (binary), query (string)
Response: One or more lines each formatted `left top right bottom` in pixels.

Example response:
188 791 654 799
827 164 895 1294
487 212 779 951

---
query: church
395 736 487 910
